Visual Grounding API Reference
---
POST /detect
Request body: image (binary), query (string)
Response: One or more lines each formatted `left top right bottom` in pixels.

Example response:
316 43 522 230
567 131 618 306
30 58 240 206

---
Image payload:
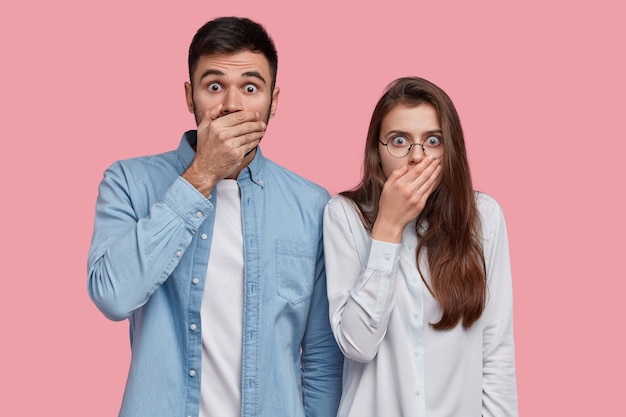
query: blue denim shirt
87 131 343 417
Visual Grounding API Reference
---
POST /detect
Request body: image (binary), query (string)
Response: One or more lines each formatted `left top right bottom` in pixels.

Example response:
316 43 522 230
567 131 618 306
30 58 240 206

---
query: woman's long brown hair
342 77 486 329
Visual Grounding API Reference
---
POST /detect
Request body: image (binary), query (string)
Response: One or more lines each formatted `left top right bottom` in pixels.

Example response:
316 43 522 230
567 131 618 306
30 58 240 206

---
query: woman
323 77 518 416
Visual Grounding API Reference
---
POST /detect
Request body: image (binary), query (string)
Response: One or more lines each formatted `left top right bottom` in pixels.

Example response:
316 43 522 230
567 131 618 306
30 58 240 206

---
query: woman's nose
407 143 426 164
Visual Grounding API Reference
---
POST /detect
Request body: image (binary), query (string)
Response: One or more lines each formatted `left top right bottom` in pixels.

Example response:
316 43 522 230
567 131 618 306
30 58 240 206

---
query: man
87 16 342 417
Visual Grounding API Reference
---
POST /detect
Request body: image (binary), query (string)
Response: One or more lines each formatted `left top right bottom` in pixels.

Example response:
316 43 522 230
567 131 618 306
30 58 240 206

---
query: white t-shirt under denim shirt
201 179 244 417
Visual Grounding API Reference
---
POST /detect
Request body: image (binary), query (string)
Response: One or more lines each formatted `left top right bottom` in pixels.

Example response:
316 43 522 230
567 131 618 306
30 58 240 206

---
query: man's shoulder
108 132 193 175
114 148 178 166
107 148 181 175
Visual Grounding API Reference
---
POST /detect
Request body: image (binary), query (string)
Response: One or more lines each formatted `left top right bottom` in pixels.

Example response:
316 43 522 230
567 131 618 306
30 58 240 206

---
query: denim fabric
88 131 342 417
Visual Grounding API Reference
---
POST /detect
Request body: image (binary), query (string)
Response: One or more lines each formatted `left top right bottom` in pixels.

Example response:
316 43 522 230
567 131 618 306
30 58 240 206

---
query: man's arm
88 106 265 321
301 234 344 417
87 163 211 321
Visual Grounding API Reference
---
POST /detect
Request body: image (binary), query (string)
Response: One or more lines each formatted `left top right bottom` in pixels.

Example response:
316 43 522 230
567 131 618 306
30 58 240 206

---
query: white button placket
403 227 426 410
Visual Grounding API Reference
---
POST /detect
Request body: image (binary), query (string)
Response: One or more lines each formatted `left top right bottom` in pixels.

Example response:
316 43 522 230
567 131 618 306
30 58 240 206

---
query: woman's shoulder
327 192 359 207
474 191 507 240
326 194 360 217
325 194 371 229
475 191 504 217
327 194 373 216
328 193 351 207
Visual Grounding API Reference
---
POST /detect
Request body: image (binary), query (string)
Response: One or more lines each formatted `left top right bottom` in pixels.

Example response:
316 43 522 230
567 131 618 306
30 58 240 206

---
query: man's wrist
181 166 217 198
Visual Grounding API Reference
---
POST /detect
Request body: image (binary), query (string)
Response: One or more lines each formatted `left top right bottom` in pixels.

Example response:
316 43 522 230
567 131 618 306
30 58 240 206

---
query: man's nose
220 88 243 115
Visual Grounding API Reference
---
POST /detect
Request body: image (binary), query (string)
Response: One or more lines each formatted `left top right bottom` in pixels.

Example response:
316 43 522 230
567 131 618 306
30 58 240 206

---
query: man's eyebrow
197 69 267 86
241 71 267 85
198 69 225 81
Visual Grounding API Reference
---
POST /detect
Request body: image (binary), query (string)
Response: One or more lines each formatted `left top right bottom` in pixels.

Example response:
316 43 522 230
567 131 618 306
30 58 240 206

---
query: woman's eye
208 83 222 92
425 135 442 147
391 136 409 146
244 84 258 93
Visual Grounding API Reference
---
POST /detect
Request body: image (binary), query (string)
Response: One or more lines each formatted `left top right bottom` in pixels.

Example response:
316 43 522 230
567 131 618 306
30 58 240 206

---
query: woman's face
378 102 444 179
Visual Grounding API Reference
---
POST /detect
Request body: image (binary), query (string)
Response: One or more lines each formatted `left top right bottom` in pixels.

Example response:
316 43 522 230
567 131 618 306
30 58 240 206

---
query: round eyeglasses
378 135 444 158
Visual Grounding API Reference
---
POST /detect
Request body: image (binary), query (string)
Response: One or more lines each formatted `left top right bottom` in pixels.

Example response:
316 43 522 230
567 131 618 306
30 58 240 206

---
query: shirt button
414 352 420 357
189 370 196 377
201 233 208 240
258 180 264 185
196 211 203 218
413 313 420 319
416 390 421 396
176 250 182 257
192 277 199 285
190 324 197 331
208 194 212 199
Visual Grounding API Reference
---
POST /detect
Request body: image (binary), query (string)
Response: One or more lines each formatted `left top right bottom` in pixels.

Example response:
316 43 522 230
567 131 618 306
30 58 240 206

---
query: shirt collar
177 130 197 168
177 130 266 188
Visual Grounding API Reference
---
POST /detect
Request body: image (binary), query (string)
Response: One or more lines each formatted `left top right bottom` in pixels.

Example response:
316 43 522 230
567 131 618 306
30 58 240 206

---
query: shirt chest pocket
275 240 315 304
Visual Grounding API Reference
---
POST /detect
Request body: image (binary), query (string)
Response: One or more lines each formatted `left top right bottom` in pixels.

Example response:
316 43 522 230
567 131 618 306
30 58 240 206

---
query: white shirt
200 180 244 417
323 192 518 417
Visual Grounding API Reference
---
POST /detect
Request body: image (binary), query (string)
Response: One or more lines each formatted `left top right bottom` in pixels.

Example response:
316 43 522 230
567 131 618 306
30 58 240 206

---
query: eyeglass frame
378 137 444 159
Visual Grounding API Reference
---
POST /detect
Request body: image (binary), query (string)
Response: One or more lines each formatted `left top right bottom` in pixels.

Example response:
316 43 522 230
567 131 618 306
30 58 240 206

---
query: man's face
185 50 279 126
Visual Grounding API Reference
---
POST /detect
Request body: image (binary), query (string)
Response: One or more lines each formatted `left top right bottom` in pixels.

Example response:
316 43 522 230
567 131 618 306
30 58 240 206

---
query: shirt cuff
161 176 215 230
367 239 400 273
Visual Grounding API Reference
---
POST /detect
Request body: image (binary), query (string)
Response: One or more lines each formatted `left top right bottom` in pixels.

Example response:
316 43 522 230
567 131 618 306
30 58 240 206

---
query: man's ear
269 86 280 118
184 82 194 113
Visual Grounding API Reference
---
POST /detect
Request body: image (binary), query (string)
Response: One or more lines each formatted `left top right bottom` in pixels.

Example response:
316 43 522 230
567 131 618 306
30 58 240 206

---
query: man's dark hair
188 16 278 90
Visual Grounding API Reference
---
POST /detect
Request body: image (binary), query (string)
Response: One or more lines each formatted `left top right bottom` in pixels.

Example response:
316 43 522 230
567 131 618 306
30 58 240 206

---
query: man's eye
391 136 409 147
208 83 222 92
244 84 258 93
425 135 442 147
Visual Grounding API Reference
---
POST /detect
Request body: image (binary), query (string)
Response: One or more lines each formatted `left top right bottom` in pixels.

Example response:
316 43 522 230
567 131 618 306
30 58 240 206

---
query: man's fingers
201 118 265 148
212 110 261 127
207 104 224 121
238 131 264 151
198 109 261 134
215 121 265 149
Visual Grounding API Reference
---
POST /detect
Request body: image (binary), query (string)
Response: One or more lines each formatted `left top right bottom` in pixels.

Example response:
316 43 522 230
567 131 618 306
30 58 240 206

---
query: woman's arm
323 196 401 362
480 195 519 416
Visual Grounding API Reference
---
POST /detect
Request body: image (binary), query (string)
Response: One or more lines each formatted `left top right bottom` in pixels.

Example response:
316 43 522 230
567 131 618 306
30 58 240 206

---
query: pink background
1 0 624 415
